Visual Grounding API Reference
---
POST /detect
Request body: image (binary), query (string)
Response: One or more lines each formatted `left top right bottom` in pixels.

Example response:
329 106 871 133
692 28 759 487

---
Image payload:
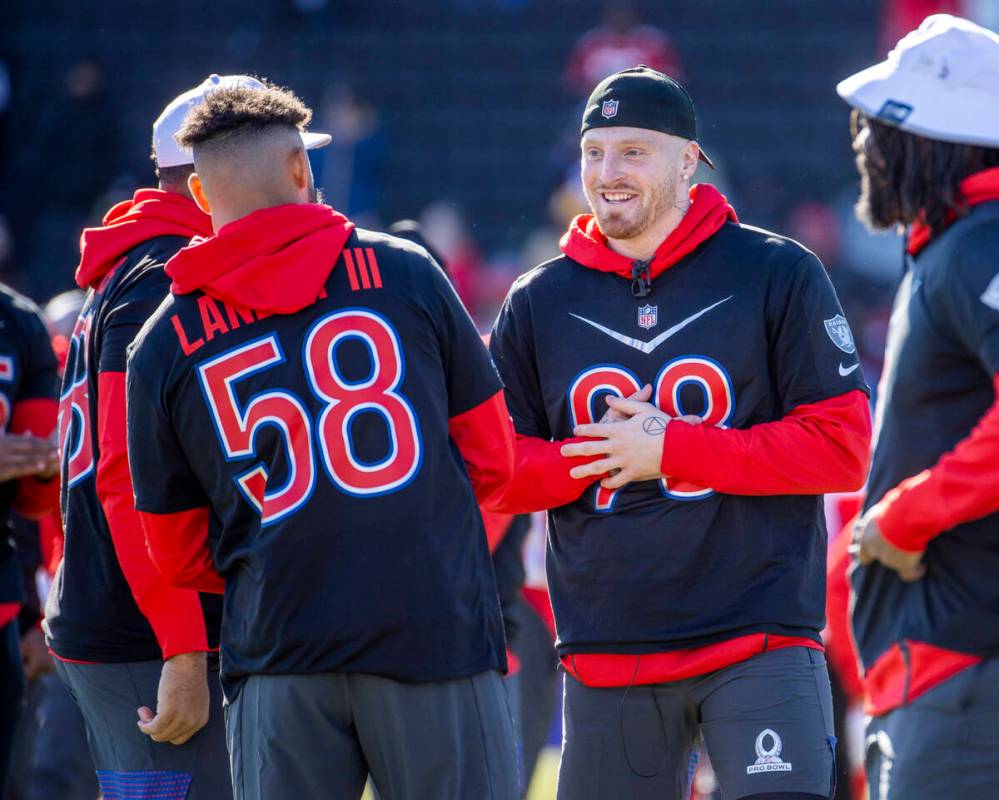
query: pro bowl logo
637 304 657 330
601 99 619 119
824 314 856 354
746 728 792 775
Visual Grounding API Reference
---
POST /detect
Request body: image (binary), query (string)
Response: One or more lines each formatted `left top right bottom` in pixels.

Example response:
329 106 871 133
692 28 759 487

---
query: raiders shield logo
824 314 856 354
601 99 619 119
637 304 657 330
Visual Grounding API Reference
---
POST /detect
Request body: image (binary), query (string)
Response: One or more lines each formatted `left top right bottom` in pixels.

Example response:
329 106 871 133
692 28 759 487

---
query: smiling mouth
600 191 637 204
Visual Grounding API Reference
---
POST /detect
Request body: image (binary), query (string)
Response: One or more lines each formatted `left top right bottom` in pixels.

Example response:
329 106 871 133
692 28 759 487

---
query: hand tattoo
642 416 668 436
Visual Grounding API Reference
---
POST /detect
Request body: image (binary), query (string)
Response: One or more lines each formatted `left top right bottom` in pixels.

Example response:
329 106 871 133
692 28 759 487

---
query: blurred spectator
785 200 842 268
13 60 121 298
22 60 118 217
419 200 487 317
520 172 588 272
312 83 386 227
563 1 683 95
878 0 973 54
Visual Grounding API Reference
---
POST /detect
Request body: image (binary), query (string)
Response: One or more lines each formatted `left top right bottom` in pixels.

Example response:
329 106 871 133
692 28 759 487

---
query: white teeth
603 193 634 202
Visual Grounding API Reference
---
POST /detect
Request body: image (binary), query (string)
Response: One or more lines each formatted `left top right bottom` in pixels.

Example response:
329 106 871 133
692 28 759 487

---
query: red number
655 357 734 500
58 314 95 488
198 310 423 523
567 365 641 512
199 336 316 525
567 357 735 510
305 310 421 496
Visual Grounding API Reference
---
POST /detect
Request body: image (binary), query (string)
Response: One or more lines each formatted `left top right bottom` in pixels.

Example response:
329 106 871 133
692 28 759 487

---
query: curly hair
855 109 999 235
176 80 312 149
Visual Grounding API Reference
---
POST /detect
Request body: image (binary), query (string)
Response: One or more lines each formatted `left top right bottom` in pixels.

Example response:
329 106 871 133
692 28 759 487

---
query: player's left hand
561 397 698 489
851 511 926 582
137 651 210 746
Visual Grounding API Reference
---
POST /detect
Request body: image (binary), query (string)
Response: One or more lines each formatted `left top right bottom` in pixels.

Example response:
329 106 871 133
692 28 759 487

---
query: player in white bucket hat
840 14 999 800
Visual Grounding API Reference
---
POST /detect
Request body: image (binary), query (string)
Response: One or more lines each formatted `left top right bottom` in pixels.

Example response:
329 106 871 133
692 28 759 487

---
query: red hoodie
76 189 212 290
501 184 871 687
166 203 354 314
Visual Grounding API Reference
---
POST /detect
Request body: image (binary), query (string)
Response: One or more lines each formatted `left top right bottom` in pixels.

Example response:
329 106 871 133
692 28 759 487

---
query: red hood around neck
166 203 354 314
76 189 212 290
907 166 999 256
559 183 738 279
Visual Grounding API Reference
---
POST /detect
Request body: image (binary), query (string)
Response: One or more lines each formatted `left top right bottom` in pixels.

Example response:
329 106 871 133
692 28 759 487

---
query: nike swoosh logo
570 296 734 355
839 362 860 377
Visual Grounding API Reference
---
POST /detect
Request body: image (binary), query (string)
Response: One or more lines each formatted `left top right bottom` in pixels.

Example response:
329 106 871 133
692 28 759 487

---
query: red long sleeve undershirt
872 373 999 551
661 389 871 495
490 389 871 517
96 372 212 657
9 398 59 519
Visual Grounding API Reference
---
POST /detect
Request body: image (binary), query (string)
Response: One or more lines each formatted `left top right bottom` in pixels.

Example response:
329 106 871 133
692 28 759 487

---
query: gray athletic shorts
54 656 231 800
558 646 836 800
865 656 999 800
226 668 519 800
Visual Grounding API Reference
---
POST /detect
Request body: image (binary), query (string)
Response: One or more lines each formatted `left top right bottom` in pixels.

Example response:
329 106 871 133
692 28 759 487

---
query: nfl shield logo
824 314 856 354
601 99 619 119
637 304 658 330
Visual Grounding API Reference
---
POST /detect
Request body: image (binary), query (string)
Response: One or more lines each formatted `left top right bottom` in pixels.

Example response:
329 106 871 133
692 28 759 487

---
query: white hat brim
837 58 999 148
302 131 332 150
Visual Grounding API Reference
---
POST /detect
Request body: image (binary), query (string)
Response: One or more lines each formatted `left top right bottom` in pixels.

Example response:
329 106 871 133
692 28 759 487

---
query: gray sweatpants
558 646 836 800
54 656 231 800
865 656 999 800
226 669 519 800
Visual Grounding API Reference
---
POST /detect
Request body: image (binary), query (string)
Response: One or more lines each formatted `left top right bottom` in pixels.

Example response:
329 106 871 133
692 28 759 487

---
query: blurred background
3 1 995 798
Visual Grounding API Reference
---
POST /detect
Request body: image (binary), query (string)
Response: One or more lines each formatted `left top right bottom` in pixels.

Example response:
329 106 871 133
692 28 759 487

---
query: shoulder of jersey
722 221 823 274
351 227 446 278
0 280 45 327
508 253 574 296
941 210 999 279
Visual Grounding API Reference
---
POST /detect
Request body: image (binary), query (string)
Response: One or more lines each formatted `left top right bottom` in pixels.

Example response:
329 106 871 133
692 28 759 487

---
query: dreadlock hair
854 109 999 236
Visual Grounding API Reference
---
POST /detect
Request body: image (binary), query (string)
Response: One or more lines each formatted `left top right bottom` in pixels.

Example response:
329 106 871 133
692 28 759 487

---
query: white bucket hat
837 14 999 148
152 74 331 168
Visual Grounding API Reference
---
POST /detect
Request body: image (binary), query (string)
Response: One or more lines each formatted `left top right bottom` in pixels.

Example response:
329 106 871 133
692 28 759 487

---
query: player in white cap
839 15 999 799
44 74 330 799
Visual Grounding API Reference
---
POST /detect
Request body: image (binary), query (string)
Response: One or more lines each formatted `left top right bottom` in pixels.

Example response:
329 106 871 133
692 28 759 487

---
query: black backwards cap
581 65 715 169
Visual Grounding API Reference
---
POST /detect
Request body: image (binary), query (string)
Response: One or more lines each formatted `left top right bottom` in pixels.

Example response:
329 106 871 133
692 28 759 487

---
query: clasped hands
560 384 700 490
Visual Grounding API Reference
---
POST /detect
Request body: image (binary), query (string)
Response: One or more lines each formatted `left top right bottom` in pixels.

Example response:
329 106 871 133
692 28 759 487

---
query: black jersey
0 285 59 612
45 234 222 662
491 220 868 656
853 200 999 668
127 224 508 690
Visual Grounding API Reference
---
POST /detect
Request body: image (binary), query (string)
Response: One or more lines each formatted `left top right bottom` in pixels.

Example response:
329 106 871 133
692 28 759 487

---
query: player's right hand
137 651 210 746
0 433 59 483
599 384 653 423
